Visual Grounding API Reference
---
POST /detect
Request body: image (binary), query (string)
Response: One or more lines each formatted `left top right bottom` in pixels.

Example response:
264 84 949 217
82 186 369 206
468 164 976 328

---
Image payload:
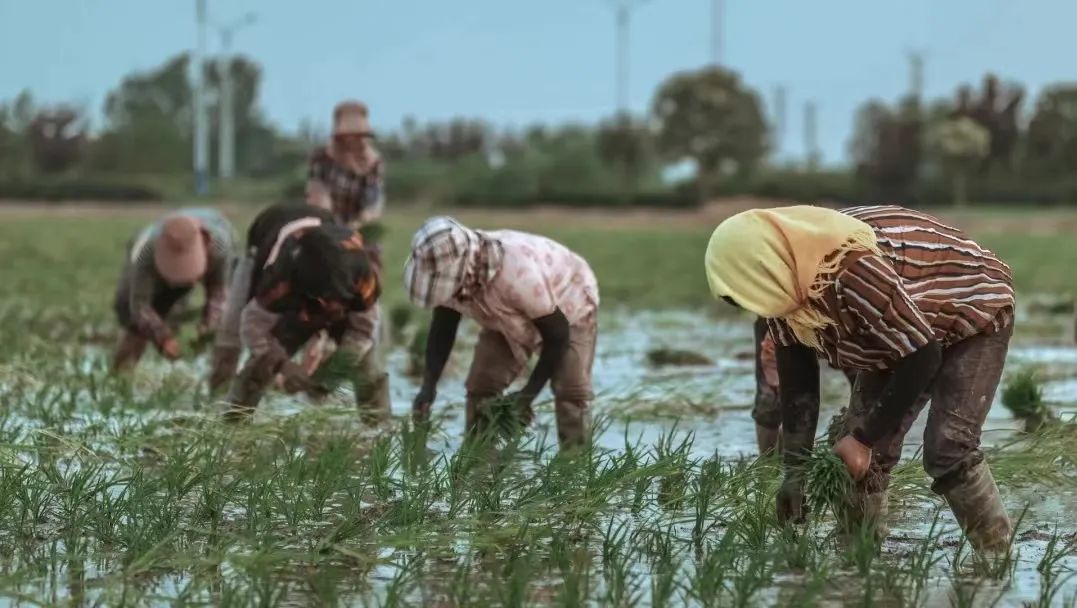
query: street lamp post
193 0 208 195
216 13 257 181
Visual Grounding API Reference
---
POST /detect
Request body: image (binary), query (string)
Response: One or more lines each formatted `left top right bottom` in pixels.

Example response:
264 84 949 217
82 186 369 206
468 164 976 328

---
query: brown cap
332 101 373 137
154 215 207 285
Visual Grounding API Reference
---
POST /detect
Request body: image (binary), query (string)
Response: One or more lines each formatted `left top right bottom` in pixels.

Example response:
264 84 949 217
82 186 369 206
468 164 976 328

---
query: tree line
2 52 1076 206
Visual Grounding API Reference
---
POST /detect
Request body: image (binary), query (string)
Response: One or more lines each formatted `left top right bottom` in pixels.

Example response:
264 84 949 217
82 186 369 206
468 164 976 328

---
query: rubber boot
941 462 1012 555
356 372 391 425
112 331 148 374
223 357 275 423
554 400 591 450
755 424 782 457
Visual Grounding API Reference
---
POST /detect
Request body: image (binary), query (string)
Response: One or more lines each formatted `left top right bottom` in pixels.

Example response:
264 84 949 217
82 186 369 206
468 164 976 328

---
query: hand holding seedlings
281 360 327 397
411 385 436 424
160 336 182 360
832 435 872 481
503 390 537 426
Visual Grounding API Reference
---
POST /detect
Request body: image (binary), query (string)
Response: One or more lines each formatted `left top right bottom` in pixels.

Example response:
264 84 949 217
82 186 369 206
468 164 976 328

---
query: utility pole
710 0 724 66
804 100 820 171
907 49 925 101
216 13 257 181
608 0 648 114
193 0 209 195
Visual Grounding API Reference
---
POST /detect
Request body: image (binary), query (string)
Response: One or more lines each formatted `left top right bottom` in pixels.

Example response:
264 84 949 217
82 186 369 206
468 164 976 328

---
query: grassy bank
1 204 1074 315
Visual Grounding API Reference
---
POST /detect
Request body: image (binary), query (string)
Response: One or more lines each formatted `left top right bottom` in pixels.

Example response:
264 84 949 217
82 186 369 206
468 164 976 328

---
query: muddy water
89 309 1077 605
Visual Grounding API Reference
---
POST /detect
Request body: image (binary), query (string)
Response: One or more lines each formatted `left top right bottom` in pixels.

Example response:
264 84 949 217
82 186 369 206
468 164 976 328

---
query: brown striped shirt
768 205 1014 370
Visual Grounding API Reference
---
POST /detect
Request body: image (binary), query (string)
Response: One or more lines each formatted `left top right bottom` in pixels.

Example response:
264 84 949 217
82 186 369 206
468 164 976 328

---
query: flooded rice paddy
0 306 1074 606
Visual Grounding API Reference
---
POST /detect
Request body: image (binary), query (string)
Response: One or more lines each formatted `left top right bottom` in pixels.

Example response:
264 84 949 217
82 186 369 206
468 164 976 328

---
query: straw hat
332 101 373 137
154 215 207 285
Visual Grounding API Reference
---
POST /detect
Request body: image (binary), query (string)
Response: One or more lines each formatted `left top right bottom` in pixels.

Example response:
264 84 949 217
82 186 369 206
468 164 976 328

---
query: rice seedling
728 548 774 608
645 347 713 367
309 348 363 395
805 447 855 520
1001 368 1056 433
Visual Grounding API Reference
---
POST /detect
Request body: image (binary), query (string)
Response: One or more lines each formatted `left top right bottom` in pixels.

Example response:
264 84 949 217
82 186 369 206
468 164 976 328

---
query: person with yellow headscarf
706 204 1016 554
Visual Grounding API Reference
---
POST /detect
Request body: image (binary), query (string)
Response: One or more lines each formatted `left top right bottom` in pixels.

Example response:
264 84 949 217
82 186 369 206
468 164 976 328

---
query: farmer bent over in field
706 205 1015 553
112 208 235 373
209 203 387 422
406 217 600 448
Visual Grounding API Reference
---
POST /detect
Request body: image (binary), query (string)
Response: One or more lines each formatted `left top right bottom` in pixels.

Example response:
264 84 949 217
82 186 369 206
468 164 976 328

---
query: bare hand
280 361 321 396
833 435 873 481
412 386 436 425
160 337 181 360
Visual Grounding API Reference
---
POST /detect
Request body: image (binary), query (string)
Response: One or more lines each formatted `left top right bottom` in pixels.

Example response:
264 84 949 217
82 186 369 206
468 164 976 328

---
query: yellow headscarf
705 205 880 349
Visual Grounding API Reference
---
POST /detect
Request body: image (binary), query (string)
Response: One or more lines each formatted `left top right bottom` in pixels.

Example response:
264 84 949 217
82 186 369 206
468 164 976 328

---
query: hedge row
0 179 162 202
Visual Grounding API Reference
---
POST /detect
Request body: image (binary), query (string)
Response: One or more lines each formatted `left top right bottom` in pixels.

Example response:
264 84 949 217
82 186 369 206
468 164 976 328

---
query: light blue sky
1 0 1074 164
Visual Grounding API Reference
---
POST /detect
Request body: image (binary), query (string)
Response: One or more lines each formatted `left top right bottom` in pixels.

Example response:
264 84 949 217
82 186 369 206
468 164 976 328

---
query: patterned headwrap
705 205 880 350
403 216 504 308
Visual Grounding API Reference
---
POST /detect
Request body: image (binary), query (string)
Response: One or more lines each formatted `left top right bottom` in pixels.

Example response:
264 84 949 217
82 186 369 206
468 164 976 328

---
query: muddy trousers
224 316 390 424
831 324 1013 551
464 320 597 449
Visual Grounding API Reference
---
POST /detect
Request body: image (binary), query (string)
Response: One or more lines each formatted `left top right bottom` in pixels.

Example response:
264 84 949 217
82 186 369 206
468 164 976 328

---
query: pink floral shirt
448 230 599 363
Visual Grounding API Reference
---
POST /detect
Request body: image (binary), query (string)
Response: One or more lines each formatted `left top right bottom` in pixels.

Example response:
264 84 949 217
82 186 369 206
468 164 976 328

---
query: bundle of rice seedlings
806 448 854 519
1001 369 1055 433
310 349 362 395
477 394 530 441
646 348 713 367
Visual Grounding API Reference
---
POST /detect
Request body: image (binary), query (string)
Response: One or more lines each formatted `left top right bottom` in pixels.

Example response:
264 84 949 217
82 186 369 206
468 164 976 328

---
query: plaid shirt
307 146 385 226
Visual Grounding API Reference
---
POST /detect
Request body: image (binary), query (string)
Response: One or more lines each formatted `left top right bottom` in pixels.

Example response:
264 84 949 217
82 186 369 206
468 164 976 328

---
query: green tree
928 117 990 207
596 112 651 200
26 106 86 174
849 96 922 204
0 90 36 176
1024 84 1077 176
205 55 288 176
92 54 192 173
950 74 1024 172
651 66 769 199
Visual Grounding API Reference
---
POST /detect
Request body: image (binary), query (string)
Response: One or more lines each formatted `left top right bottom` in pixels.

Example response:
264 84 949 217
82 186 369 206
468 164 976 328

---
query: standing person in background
405 217 600 449
301 100 387 375
112 208 235 373
706 205 1015 554
306 100 385 233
